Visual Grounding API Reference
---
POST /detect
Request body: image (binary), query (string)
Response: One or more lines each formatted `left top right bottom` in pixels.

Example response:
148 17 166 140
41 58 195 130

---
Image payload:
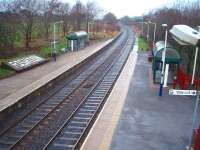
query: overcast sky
62 0 176 18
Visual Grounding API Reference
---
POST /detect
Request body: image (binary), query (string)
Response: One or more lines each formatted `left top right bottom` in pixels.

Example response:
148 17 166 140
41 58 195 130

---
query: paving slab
81 40 200 150
0 40 112 111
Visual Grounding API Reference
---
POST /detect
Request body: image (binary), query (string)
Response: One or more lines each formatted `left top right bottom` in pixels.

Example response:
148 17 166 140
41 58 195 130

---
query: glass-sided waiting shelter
152 41 181 83
66 31 88 51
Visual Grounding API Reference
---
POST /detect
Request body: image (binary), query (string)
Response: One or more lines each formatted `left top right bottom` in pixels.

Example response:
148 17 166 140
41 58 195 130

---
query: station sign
169 89 197 96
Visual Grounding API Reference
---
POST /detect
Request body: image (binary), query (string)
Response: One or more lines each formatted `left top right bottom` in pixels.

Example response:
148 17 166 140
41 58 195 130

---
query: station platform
81 40 200 150
0 40 112 112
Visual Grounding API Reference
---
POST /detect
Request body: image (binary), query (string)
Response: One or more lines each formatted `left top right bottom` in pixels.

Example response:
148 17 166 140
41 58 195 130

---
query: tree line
0 0 118 55
133 0 200 76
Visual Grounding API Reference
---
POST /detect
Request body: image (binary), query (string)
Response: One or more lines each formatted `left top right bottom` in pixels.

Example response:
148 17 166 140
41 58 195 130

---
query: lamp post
191 47 199 85
52 20 63 56
144 22 149 41
147 22 150 41
88 21 94 39
104 22 106 33
87 21 90 39
142 21 144 36
149 21 157 46
159 24 168 96
138 22 144 36
141 16 144 36
153 23 157 46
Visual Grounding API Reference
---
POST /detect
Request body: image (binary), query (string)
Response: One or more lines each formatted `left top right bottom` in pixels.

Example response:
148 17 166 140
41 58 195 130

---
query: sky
63 0 176 18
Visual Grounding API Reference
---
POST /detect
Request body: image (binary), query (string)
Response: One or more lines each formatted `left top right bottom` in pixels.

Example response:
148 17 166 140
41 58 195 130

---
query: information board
169 89 197 96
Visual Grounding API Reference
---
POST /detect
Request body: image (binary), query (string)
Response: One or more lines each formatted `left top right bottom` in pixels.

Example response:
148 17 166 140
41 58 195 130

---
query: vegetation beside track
0 68 15 78
0 32 117 79
138 37 148 51
0 0 120 79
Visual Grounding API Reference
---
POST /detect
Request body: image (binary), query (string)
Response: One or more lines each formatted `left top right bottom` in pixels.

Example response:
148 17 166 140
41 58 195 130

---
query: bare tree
57 2 70 36
70 0 86 31
14 0 41 48
42 0 60 40
103 12 117 25
0 0 106 53
85 2 99 33
144 0 200 76
0 0 20 52
103 12 118 32
0 12 17 53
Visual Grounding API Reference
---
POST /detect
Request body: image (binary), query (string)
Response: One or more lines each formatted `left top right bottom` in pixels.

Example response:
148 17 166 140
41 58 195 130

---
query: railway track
0 26 134 150
44 29 134 150
0 28 122 135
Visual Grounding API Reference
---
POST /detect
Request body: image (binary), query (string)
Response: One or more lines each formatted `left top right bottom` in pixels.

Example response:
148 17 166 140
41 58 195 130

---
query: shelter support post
191 47 199 85
164 64 169 87
54 23 56 51
153 23 157 46
71 40 74 52
159 28 168 96
147 23 149 41
142 16 144 36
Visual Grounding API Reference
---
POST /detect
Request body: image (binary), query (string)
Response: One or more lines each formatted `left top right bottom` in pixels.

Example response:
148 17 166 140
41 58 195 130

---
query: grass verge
0 31 115 79
0 67 15 78
39 39 67 57
138 37 148 51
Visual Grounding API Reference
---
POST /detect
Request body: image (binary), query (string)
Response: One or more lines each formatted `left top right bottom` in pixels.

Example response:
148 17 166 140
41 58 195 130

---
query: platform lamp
144 22 149 41
159 24 168 96
52 20 64 57
141 16 144 36
88 21 95 40
138 21 144 37
87 21 91 39
149 21 157 46
147 22 150 41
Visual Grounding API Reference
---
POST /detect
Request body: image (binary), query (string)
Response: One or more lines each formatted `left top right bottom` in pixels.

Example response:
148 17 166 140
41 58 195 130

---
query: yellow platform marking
81 42 138 150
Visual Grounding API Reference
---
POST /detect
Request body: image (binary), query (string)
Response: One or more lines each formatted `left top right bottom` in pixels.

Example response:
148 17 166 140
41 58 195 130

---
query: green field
0 30 114 79
0 67 15 78
0 38 67 78
138 37 148 51
39 39 67 57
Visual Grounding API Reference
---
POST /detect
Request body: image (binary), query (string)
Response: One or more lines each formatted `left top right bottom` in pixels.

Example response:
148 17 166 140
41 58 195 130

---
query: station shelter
152 41 181 84
66 31 88 51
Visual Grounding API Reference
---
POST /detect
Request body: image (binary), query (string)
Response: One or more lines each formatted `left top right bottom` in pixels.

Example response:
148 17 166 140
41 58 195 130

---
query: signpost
159 24 168 96
169 89 200 150
52 21 63 57
169 89 197 96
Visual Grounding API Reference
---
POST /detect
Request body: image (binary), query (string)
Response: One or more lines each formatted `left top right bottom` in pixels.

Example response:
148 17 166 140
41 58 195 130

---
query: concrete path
81 39 200 150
